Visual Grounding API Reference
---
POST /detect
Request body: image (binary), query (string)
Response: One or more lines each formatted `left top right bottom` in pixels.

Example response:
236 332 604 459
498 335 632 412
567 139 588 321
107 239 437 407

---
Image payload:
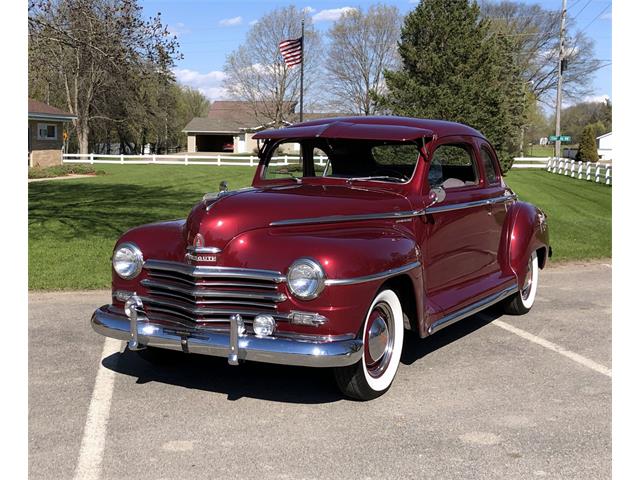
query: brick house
183 101 344 154
28 98 77 167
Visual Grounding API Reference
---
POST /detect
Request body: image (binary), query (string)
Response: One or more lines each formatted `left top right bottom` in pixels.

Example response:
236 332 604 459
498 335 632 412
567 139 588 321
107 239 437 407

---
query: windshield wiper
347 176 405 183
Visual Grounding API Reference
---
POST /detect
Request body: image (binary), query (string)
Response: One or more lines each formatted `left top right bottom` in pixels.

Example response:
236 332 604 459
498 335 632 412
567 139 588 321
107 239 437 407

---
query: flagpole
300 19 304 123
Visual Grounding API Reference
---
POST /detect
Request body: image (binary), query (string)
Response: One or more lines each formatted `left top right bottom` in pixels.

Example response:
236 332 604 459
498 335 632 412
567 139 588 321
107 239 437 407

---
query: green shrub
575 125 599 163
28 164 106 179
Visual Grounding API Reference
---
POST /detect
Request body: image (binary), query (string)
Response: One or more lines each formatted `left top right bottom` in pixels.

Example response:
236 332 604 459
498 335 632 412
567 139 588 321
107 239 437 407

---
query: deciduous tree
28 0 180 154
223 6 322 125
325 4 402 115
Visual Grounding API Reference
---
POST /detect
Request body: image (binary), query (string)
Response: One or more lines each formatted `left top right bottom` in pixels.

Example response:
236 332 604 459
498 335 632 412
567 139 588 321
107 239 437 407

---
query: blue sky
140 0 612 106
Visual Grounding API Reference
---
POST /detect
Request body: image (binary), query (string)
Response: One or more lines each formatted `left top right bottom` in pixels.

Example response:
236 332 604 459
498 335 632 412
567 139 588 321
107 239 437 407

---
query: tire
503 251 539 315
334 289 404 401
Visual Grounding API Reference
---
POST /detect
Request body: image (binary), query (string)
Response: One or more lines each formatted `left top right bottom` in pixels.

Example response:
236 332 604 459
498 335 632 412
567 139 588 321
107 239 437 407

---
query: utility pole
554 0 567 159
300 19 304 123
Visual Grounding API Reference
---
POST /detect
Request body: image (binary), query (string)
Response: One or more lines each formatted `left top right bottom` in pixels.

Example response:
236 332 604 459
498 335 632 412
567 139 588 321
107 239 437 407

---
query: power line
573 0 594 20
577 3 612 35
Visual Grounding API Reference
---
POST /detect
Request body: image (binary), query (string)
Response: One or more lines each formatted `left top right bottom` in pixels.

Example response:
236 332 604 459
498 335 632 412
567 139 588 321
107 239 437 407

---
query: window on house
37 123 57 141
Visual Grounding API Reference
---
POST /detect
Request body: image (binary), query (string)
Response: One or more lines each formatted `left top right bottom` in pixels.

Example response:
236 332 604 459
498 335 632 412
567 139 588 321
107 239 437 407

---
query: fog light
253 314 275 337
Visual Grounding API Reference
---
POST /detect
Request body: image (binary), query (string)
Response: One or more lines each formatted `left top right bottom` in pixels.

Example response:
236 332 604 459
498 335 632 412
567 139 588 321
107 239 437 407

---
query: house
28 98 77 167
597 132 613 161
183 101 345 154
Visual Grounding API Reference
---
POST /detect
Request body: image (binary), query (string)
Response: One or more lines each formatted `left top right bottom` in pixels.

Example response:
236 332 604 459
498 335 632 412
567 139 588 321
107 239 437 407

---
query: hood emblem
185 233 221 263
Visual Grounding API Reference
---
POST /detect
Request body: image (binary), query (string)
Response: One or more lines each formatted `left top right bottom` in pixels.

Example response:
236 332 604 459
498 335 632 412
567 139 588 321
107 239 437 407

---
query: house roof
596 132 612 139
254 116 483 141
183 100 346 134
28 98 76 121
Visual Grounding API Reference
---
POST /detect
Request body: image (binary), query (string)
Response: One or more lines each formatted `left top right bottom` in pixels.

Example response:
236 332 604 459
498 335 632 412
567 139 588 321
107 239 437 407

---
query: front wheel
334 289 404 401
503 251 539 315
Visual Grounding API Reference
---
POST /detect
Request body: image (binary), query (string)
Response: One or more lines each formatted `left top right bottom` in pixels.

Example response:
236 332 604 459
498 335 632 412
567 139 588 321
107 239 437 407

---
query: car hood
184 183 412 251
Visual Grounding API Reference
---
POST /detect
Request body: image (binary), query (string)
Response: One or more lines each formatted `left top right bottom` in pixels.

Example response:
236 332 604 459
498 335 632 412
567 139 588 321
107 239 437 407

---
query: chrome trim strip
91 306 363 368
427 283 518 334
141 279 286 302
426 193 517 214
144 259 286 283
325 261 421 286
268 194 517 227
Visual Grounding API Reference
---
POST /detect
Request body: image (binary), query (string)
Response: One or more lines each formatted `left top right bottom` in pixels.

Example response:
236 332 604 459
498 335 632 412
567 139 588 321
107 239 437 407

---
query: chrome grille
141 260 286 326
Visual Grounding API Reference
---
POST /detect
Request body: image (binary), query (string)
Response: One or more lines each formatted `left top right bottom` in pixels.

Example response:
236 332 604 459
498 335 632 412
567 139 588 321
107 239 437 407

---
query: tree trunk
77 119 90 155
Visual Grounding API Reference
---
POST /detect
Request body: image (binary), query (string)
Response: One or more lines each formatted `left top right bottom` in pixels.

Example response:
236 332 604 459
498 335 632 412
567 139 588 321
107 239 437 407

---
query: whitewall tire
334 289 404 400
503 251 539 315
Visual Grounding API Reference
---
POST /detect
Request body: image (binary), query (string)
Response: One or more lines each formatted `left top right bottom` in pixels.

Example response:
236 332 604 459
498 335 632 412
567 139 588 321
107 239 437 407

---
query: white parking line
491 319 612 378
73 338 122 480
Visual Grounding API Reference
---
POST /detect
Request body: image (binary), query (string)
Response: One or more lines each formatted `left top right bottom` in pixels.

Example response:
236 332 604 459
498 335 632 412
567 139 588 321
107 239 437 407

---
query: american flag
278 37 303 67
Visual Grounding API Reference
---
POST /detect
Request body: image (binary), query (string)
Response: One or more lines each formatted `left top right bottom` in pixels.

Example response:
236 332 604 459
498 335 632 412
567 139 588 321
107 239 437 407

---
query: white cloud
173 68 228 100
168 22 190 38
249 19 258 26
219 16 242 27
584 94 610 104
303 6 316 14
409 0 419 4
312 7 356 22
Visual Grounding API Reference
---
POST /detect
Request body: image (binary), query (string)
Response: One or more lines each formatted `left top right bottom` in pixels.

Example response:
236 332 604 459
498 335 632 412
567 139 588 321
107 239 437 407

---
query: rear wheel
334 289 404 401
503 251 539 315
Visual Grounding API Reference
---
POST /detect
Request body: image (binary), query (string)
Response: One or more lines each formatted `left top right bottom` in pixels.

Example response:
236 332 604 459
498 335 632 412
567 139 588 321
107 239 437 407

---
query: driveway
29 262 611 480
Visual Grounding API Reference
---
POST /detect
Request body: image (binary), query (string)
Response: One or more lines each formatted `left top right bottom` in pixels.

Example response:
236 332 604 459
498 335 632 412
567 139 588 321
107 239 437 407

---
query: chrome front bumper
91 305 363 368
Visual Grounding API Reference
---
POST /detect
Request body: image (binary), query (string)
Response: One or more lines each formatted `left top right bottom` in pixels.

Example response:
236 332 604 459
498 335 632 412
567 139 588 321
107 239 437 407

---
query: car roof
253 115 485 141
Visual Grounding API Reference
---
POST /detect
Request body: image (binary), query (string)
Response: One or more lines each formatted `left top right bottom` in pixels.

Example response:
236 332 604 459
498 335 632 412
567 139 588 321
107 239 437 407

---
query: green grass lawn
28 165 611 290
505 169 611 261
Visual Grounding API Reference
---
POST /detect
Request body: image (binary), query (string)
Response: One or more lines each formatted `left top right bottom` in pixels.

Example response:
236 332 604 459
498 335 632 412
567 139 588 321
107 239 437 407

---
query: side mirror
219 180 229 193
427 186 446 208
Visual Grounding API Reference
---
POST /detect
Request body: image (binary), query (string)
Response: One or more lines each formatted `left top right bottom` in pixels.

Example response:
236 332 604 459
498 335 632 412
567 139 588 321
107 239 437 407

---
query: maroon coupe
92 116 550 400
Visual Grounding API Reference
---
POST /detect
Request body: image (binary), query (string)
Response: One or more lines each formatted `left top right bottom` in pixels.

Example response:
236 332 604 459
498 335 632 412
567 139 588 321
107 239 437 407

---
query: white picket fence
546 158 612 185
512 157 551 169
62 153 327 166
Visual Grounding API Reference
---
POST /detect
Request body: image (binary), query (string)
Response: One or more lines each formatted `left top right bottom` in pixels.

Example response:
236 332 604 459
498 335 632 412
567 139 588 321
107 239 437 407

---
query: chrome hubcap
367 315 389 363
364 303 394 378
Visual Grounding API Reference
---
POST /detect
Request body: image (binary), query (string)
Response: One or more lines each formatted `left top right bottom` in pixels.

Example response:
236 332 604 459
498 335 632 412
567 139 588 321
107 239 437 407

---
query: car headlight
112 242 143 280
286 258 325 300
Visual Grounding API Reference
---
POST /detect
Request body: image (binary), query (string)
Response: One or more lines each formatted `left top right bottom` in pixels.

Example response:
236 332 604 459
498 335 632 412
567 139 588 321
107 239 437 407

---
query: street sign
548 135 572 142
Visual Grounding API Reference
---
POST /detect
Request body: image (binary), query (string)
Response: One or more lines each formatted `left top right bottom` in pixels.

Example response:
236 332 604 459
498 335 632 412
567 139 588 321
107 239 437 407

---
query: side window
429 143 478 189
263 141 303 180
480 148 499 184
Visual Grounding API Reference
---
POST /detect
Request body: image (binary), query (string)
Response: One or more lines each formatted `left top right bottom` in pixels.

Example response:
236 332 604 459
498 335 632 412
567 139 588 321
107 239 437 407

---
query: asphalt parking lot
29 262 611 480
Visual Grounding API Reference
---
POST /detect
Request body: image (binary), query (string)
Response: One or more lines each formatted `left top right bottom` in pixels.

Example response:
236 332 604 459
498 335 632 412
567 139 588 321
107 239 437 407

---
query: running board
427 284 518 335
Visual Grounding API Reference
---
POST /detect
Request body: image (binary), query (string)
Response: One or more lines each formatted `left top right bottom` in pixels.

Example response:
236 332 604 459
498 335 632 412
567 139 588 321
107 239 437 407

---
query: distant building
182 101 345 154
28 98 77 167
596 132 613 161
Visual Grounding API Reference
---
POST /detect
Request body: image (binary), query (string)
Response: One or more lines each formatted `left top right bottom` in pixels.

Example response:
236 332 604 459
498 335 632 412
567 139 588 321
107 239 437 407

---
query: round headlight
286 258 325 300
112 242 143 280
253 314 275 337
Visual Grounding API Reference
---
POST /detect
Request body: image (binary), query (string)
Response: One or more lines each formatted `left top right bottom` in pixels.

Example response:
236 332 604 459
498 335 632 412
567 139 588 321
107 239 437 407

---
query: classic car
91 116 550 400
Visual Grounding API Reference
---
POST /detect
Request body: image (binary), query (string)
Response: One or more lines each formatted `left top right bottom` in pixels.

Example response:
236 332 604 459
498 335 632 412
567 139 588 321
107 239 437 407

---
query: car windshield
261 139 420 183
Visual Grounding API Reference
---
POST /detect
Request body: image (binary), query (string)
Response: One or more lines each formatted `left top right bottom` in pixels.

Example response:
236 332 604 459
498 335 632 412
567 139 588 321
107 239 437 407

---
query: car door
420 136 503 313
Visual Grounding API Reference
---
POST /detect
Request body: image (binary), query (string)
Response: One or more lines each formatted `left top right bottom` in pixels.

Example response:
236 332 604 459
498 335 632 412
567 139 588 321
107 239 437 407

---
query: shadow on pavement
102 307 504 403
401 307 504 365
102 347 343 404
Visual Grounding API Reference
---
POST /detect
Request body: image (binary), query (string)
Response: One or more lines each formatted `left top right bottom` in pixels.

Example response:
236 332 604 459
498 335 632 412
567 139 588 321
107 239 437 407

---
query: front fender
503 202 550 289
222 224 422 336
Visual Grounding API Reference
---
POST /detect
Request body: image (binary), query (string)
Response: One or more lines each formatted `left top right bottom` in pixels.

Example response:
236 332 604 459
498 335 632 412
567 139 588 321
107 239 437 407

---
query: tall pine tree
375 0 526 171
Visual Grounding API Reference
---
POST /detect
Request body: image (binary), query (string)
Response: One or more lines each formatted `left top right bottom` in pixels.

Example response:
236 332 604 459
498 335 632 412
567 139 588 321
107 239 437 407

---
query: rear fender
502 202 550 289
